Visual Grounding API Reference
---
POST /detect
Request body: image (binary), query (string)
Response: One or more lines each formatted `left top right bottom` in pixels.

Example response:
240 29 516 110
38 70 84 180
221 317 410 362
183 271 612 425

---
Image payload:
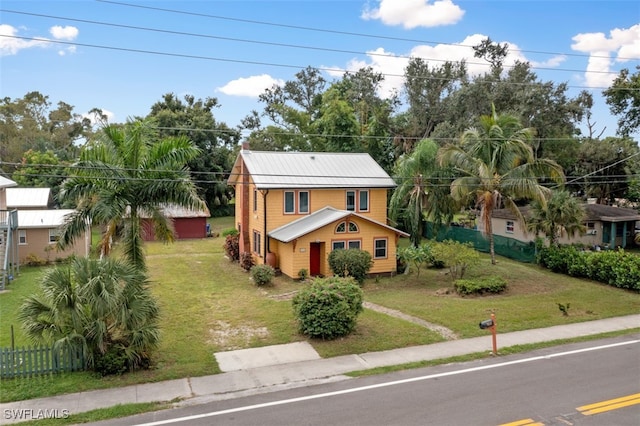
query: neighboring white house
492 204 640 249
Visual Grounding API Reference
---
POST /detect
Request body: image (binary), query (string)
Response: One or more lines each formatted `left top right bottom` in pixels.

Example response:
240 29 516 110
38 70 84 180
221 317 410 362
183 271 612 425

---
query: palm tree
526 190 586 246
389 139 458 246
438 105 564 264
18 257 160 372
57 118 206 270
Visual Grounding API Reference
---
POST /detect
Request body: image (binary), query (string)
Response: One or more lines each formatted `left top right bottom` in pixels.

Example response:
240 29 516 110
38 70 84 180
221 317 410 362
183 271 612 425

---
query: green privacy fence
423 222 536 263
0 345 86 379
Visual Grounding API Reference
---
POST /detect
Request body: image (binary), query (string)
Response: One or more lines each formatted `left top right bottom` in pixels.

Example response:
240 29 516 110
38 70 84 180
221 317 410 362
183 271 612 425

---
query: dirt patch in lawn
208 321 270 350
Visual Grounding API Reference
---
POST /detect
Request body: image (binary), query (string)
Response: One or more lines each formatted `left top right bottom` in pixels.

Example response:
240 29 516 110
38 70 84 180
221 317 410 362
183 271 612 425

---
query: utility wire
96 0 637 62
1 9 623 77
7 33 628 92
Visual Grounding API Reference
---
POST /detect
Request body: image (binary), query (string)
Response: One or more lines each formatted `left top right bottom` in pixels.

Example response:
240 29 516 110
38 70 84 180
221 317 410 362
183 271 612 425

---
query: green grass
1 217 638 403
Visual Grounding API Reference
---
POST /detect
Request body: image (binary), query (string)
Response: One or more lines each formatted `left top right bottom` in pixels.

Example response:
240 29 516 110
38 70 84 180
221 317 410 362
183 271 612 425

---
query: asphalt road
94 335 640 426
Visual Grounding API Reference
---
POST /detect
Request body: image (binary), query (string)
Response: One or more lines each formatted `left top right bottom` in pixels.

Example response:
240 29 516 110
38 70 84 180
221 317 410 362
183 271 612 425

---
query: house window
49 228 60 243
346 190 369 212
298 191 309 214
374 238 387 259
506 221 514 234
253 189 258 212
332 241 346 250
18 230 27 245
332 240 360 251
348 240 361 249
359 191 369 212
253 230 261 255
346 191 356 211
336 221 358 233
284 191 295 214
284 190 309 214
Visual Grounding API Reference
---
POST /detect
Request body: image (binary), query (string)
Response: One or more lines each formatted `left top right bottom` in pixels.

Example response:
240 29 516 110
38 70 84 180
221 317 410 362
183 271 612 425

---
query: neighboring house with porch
492 203 640 248
0 178 91 288
228 149 409 279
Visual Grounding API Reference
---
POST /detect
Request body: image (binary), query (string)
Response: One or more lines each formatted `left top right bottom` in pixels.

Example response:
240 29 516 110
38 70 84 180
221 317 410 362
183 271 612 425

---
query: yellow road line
498 419 544 426
577 393 640 415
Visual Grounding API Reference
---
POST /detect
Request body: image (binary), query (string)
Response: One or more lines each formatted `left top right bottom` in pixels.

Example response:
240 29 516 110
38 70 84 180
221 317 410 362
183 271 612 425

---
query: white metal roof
17 209 75 228
0 176 17 189
268 206 409 242
6 187 51 208
228 151 397 189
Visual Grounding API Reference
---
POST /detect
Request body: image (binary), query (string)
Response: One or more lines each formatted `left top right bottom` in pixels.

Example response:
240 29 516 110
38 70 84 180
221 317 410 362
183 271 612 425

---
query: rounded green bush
250 264 275 286
327 249 372 284
292 277 363 339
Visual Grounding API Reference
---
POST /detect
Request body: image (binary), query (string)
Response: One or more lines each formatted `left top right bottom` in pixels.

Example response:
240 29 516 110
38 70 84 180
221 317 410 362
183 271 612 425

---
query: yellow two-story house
228 148 408 279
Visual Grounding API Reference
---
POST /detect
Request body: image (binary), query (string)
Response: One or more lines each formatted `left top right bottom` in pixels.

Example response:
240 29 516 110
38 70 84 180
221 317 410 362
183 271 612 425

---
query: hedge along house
140 204 211 241
228 148 409 279
492 203 640 249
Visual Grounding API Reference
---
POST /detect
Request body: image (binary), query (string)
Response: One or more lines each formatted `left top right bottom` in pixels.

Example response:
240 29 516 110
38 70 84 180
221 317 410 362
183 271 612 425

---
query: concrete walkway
1 314 639 424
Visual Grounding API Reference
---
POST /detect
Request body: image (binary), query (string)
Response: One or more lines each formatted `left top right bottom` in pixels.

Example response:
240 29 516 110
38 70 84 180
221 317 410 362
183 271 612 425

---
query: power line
96 0 636 62
6 33 629 92
1 9 623 77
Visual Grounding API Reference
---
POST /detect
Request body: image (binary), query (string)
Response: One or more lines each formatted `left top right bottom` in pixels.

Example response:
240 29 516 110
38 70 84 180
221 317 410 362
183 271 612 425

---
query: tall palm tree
438 105 565 264
389 138 458 246
526 190 586 246
57 118 206 270
18 257 160 372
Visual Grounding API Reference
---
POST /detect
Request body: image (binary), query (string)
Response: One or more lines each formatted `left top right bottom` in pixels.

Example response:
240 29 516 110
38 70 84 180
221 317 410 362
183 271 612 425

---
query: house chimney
241 141 250 151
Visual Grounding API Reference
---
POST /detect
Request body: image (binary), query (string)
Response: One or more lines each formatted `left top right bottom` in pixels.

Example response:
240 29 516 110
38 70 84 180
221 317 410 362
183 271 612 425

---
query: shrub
223 234 240 261
239 252 254 271
222 228 239 237
251 264 275 286
298 268 309 281
94 345 129 376
430 240 480 282
24 253 47 266
292 277 363 339
454 276 508 296
327 249 373 285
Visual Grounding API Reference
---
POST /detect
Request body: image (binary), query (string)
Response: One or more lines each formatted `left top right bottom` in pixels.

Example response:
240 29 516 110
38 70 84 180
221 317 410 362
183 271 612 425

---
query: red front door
310 242 322 276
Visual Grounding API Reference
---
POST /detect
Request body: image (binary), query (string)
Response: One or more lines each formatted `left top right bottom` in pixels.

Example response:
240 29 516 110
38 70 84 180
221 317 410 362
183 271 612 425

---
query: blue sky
1 0 639 138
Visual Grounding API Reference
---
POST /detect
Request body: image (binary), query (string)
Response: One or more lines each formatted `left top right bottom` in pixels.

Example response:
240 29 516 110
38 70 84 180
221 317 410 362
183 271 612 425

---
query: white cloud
361 0 464 29
217 74 285 97
50 25 78 41
0 24 49 56
571 24 640 88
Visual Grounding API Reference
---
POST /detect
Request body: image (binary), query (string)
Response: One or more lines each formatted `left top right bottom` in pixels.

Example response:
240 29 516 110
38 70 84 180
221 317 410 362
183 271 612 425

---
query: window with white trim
284 190 309 214
506 220 514 234
18 230 27 245
336 222 346 233
332 241 346 250
253 230 261 255
348 222 358 232
346 191 356 211
49 228 60 243
348 240 361 249
332 240 361 251
253 189 258 212
284 191 295 214
374 238 387 259
298 191 309 214
359 190 369 212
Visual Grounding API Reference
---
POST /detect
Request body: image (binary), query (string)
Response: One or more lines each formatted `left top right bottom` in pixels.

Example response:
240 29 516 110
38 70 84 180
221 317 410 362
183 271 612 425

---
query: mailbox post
479 312 497 355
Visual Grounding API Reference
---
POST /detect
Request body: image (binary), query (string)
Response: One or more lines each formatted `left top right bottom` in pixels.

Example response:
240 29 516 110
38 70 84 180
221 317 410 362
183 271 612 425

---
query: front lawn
1 217 638 402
